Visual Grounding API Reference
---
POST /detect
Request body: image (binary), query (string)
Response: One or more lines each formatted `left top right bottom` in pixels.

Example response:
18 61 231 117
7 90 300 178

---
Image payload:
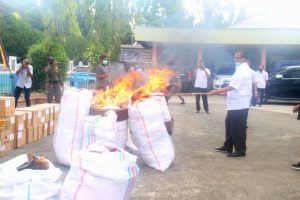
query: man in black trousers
209 51 253 157
193 60 211 114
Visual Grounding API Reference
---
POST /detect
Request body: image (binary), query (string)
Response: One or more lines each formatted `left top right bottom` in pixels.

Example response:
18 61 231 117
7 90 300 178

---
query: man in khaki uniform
45 57 64 103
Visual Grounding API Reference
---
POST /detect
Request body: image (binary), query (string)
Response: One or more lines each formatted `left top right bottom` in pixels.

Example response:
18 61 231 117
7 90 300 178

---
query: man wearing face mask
209 51 253 157
96 54 110 90
14 57 33 107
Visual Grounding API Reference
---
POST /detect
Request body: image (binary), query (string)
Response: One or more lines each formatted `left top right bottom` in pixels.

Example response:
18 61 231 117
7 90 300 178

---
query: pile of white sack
53 89 174 171
0 154 62 200
0 89 175 199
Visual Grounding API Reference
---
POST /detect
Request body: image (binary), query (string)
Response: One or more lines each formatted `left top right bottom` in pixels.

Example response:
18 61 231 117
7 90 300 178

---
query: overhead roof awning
135 26 300 45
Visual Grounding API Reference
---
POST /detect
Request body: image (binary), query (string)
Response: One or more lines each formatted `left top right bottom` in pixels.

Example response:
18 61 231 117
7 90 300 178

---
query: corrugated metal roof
135 26 300 45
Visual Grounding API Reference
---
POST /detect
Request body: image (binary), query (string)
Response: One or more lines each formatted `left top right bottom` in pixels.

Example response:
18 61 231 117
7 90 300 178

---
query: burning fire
93 68 174 108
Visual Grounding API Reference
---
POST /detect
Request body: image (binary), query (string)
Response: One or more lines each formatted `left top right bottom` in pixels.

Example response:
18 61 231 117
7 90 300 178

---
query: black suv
266 65 300 101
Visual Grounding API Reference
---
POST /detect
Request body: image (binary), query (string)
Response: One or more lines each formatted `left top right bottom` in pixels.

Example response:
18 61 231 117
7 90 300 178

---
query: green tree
65 35 89 64
27 0 81 91
78 0 131 66
28 38 69 91
195 0 234 28
0 13 44 58
132 0 194 27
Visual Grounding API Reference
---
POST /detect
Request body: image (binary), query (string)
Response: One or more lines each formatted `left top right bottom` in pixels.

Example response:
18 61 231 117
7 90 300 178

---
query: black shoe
214 146 232 153
180 101 185 104
196 110 200 113
227 151 246 157
205 111 210 114
292 162 300 171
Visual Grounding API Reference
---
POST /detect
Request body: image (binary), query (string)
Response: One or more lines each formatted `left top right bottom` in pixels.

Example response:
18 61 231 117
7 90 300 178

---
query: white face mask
102 59 108 65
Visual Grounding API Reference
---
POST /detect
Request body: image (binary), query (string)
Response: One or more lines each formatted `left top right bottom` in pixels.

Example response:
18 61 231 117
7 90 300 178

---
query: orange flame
93 68 174 107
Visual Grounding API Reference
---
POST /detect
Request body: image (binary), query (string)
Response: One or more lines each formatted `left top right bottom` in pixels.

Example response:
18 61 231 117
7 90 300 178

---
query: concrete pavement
1 95 300 200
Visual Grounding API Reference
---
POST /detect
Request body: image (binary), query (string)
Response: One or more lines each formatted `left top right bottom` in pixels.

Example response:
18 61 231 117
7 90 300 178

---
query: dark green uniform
45 64 63 103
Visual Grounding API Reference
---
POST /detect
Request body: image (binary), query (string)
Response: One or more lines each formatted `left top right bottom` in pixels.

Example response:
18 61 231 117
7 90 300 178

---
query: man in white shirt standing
14 57 33 107
193 60 211 114
256 64 268 106
209 51 253 157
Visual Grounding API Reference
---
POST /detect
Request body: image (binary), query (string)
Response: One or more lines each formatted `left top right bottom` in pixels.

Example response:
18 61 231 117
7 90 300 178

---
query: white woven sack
151 92 171 121
60 142 139 200
83 110 128 149
0 154 62 200
128 98 174 171
53 88 93 166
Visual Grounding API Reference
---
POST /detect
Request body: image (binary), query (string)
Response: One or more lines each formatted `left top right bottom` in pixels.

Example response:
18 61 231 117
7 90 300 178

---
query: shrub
28 38 68 91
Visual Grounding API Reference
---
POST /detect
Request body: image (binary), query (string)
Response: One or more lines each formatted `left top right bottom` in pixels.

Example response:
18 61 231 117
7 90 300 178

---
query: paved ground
1 95 300 200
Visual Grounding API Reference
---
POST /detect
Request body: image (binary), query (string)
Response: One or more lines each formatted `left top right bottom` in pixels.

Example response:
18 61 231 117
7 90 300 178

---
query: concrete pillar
260 46 267 68
152 42 158 67
197 46 203 65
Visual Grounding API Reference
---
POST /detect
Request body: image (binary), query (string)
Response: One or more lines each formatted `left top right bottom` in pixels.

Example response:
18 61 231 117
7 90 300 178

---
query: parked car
266 65 300 101
213 67 235 89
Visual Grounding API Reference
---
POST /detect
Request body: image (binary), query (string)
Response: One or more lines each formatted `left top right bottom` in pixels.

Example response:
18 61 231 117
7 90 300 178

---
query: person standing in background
45 57 64 103
96 54 110 90
166 71 185 104
14 57 33 107
193 60 210 114
255 65 268 106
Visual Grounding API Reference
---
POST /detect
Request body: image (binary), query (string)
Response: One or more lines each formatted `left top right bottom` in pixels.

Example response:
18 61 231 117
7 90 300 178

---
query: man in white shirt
255 65 268 106
193 60 211 114
209 51 253 157
14 57 33 107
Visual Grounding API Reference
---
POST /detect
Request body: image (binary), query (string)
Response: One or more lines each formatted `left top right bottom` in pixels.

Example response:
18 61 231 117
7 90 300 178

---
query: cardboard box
35 108 46 124
37 124 43 140
53 104 60 120
0 97 15 117
43 122 48 138
0 117 11 132
35 104 53 122
26 126 34 144
54 120 58 133
48 120 54 135
15 109 33 128
9 115 15 132
8 131 16 149
33 126 38 141
16 130 26 148
0 140 10 157
0 130 8 141
14 111 25 132
0 131 10 156
16 107 39 127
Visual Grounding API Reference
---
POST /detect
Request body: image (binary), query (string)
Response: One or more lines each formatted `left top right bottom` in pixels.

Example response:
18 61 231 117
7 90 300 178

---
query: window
289 68 300 78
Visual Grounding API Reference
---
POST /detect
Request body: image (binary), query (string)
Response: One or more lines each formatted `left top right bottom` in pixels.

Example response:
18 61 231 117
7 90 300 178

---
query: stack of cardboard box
0 97 15 156
0 96 60 157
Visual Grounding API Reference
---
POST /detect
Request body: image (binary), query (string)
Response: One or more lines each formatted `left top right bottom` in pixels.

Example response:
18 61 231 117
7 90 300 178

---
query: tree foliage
132 0 194 27
28 38 68 91
195 0 234 28
0 13 44 58
78 0 131 66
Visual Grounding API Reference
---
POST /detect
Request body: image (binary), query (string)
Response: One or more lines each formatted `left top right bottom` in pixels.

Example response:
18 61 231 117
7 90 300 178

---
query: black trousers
224 108 249 153
257 88 266 105
14 86 31 107
194 87 209 112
